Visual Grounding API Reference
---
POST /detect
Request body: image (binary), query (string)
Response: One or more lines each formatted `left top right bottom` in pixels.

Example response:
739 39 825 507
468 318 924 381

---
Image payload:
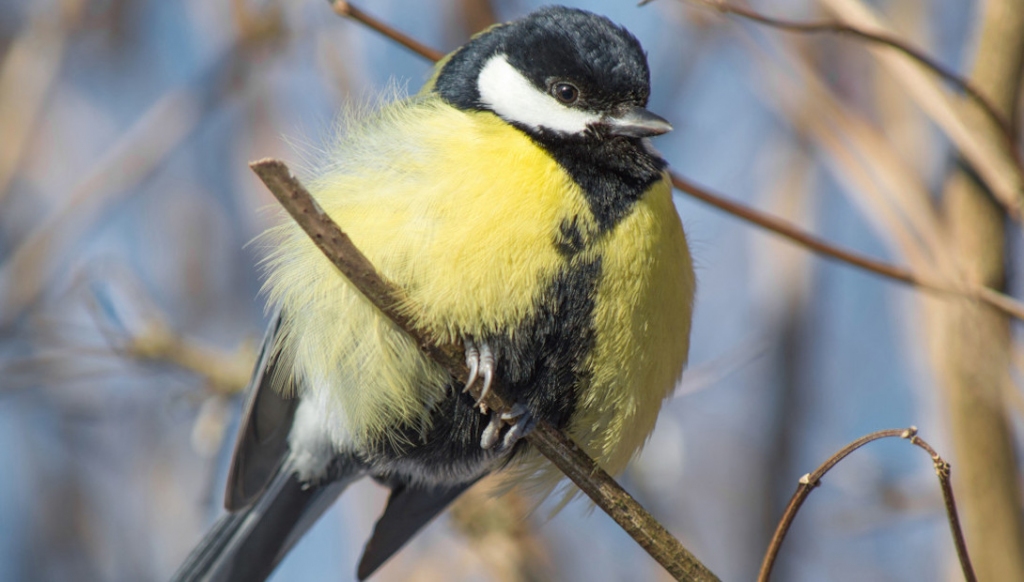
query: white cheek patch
477 54 601 134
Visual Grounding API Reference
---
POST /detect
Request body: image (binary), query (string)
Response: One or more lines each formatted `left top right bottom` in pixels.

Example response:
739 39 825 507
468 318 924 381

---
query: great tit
173 6 694 581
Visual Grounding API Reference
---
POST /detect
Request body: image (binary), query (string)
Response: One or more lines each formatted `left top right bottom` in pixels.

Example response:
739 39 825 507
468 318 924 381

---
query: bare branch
249 158 720 582
329 1 445 62
907 436 975 582
670 172 1024 322
821 0 1024 221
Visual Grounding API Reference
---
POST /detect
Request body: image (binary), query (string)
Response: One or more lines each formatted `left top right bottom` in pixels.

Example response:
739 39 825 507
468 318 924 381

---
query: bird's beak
604 106 673 138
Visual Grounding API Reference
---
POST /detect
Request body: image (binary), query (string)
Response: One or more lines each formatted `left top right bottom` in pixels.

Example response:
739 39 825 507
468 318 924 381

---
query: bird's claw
462 338 495 413
464 338 533 451
480 403 535 452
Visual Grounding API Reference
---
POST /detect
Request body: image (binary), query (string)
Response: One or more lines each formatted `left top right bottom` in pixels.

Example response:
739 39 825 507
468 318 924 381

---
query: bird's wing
173 455 361 582
224 310 299 511
357 478 480 580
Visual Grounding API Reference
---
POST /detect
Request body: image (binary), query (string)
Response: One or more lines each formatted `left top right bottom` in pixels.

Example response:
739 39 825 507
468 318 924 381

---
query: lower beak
604 107 673 138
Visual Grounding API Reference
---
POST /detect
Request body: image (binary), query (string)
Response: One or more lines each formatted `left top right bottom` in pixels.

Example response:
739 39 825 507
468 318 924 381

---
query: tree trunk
928 0 1024 579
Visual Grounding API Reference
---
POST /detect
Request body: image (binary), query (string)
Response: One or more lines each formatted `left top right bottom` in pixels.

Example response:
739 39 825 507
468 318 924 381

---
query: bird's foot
464 338 535 451
480 403 536 452
463 338 495 413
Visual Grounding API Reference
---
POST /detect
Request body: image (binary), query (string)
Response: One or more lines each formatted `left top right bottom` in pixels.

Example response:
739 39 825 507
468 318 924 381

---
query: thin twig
680 0 1020 161
759 427 976 582
249 158 720 582
907 435 976 582
760 427 909 580
671 173 1024 322
671 173 925 288
329 1 445 62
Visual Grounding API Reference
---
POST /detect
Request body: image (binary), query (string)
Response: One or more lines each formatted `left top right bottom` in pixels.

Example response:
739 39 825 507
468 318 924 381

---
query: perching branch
758 427 975 582
249 158 720 582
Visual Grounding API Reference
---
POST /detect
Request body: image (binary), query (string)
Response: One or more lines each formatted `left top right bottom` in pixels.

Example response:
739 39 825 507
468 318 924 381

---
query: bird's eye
551 82 579 104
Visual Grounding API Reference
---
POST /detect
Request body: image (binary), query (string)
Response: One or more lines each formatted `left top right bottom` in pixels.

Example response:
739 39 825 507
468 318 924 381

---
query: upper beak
604 106 673 138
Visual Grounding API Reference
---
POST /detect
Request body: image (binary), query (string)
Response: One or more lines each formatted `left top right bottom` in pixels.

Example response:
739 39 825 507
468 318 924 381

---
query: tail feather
357 478 479 580
172 458 361 582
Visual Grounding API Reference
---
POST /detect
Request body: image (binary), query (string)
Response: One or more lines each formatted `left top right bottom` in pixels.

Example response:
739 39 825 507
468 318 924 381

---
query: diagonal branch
665 0 1024 220
670 174 1024 321
330 1 445 62
249 158 720 582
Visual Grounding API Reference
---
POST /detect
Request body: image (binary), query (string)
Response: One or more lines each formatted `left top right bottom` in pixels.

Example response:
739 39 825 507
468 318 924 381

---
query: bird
172 6 695 581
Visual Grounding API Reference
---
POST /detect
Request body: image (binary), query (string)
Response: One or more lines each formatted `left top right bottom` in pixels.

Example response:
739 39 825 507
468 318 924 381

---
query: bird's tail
171 457 362 582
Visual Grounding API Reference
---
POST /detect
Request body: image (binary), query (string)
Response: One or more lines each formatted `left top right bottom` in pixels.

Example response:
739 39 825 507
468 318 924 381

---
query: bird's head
434 7 671 142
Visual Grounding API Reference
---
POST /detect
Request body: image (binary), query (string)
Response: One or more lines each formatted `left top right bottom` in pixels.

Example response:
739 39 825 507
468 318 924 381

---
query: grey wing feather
172 456 362 582
224 310 297 511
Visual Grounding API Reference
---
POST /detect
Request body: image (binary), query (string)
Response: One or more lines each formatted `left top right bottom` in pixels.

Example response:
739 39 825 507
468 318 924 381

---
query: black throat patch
531 129 667 233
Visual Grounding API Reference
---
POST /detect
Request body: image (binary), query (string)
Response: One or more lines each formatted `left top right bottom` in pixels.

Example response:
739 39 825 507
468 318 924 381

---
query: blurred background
1 0 1021 580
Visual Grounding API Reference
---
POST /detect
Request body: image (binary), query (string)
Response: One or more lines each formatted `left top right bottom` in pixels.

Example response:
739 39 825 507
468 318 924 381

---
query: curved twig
906 435 975 582
759 427 976 582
